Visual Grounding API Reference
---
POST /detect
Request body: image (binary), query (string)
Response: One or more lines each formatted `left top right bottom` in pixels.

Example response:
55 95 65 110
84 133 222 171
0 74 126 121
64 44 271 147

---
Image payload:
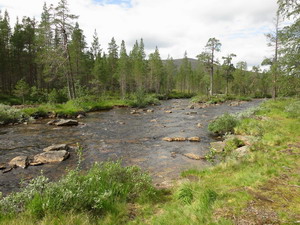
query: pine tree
204 37 221 96
164 56 176 93
0 10 12 93
221 53 236 95
148 47 164 93
53 0 79 99
107 37 119 90
117 40 129 98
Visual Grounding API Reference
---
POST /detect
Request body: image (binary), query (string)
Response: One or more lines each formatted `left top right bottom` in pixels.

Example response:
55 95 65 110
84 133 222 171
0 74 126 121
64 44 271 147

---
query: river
0 99 262 195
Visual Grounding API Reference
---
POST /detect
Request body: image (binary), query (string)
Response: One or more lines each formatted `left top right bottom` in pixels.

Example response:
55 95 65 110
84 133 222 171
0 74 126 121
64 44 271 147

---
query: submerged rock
183 153 205 160
147 109 154 113
43 144 69 152
165 110 172 113
34 150 70 163
9 156 29 169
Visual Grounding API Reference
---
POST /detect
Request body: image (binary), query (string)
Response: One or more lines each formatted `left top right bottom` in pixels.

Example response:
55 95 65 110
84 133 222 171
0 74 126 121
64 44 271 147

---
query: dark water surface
0 99 263 195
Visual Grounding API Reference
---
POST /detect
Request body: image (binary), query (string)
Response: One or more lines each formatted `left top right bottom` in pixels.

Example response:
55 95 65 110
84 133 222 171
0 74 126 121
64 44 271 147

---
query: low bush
284 100 300 118
0 104 26 125
208 113 239 135
127 90 160 108
0 162 158 219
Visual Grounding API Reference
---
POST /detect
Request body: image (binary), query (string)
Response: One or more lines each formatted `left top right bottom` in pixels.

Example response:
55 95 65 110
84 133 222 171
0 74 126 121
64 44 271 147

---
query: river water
0 99 262 195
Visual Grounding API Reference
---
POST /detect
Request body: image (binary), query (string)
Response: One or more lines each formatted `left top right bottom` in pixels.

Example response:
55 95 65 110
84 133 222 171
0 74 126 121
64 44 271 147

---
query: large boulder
34 150 70 163
43 144 69 152
55 119 78 126
234 146 250 157
9 156 29 169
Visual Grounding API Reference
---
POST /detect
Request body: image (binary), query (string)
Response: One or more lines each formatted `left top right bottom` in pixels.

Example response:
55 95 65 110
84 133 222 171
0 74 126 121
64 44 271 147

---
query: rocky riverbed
0 99 263 195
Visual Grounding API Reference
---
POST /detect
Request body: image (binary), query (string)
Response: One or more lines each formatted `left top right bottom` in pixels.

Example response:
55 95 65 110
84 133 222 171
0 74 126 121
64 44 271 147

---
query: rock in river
55 119 79 126
183 153 205 160
34 150 70 163
9 156 29 169
43 144 69 152
188 137 201 142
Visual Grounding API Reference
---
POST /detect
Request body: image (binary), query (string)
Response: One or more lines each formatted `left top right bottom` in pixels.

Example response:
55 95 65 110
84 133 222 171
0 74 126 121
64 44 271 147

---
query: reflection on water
0 99 262 195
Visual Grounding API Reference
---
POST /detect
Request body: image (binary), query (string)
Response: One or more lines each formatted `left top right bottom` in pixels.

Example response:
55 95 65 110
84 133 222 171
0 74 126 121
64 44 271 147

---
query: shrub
284 100 300 118
127 90 160 108
208 113 239 135
0 104 25 125
0 162 157 218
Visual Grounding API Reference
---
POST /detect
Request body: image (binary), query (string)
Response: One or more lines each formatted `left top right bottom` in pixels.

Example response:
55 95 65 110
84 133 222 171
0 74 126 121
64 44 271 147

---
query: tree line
0 0 299 104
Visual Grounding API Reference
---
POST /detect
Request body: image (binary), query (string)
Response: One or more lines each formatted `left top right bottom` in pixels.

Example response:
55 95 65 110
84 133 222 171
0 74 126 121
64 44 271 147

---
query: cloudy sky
0 0 279 68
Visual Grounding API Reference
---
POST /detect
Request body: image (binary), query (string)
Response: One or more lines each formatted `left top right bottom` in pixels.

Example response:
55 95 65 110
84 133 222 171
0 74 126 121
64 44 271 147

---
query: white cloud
0 0 279 67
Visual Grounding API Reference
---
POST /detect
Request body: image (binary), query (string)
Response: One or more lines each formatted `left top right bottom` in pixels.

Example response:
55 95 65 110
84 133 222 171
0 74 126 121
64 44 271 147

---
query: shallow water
0 99 263 195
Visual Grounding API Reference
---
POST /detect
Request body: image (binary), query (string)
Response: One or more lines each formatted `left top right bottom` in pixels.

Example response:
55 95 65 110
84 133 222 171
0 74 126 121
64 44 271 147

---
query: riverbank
0 98 299 224
0 93 251 126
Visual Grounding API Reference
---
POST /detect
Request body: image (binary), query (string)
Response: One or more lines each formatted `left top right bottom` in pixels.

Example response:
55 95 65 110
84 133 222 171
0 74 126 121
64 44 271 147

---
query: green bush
208 113 239 135
0 104 25 125
0 162 157 218
127 90 160 108
284 100 300 118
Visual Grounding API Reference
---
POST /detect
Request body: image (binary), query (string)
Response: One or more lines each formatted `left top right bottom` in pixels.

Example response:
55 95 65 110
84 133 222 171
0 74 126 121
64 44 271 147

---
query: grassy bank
148 98 300 224
0 91 196 125
191 94 252 104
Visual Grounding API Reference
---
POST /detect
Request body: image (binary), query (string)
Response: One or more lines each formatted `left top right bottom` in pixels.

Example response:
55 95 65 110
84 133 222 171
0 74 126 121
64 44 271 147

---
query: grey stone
9 156 29 169
210 141 226 153
55 119 78 126
43 144 69 152
34 150 70 163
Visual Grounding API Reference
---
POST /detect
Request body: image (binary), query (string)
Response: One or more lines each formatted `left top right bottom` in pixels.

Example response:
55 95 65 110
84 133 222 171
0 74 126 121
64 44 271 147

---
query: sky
0 0 279 68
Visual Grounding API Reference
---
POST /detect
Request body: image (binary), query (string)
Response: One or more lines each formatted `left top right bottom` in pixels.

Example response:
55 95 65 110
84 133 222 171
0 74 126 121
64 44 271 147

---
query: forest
0 0 299 107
